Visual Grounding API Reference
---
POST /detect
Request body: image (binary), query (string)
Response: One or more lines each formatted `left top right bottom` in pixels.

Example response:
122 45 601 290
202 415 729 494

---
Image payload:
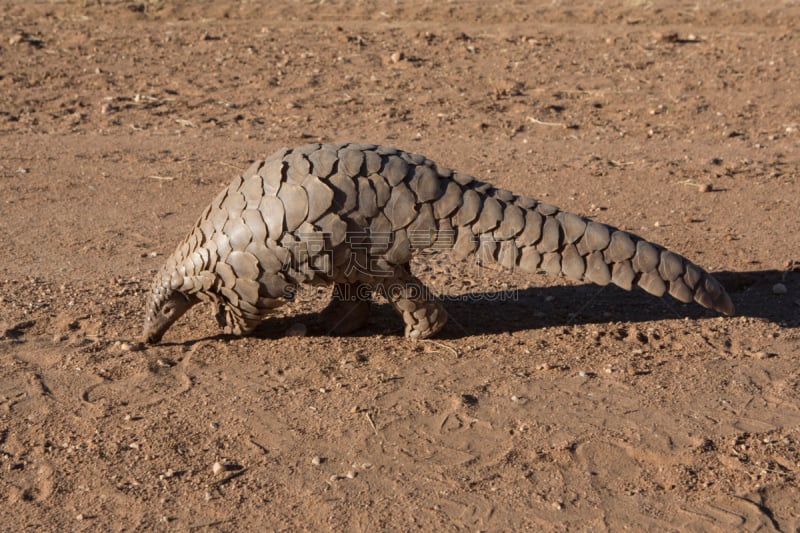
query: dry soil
1 1 799 531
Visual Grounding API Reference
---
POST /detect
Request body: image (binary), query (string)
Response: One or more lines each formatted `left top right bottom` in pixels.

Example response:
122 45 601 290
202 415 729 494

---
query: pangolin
143 142 734 343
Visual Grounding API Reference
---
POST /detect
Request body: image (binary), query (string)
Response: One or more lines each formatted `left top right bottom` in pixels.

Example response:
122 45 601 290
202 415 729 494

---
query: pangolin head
142 269 199 344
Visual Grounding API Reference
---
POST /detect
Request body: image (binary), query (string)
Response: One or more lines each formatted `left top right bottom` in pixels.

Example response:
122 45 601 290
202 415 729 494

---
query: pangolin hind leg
376 264 448 339
320 281 373 335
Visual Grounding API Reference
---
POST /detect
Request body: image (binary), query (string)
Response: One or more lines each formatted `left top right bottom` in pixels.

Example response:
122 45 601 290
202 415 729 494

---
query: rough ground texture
1 1 799 530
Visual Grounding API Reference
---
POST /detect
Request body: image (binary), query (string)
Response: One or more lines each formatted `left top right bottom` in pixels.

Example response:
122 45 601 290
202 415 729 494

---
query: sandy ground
1 1 799 531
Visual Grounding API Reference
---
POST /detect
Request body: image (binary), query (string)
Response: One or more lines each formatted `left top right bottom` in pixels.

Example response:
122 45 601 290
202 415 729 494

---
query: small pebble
212 461 224 475
460 394 478 406
76 514 84 521
311 456 322 466
699 182 713 193
772 283 787 295
390 51 404 63
345 470 356 479
578 370 587 378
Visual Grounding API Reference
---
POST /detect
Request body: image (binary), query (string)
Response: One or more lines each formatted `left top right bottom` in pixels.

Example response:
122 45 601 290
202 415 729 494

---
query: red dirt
1 1 799 530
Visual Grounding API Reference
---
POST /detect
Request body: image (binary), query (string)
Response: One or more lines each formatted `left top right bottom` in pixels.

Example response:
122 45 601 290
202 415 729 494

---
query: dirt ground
1 0 799 530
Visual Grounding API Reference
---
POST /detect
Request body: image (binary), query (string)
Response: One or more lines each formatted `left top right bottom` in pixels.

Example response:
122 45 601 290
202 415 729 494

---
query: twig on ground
365 411 378 436
527 116 566 127
424 340 460 357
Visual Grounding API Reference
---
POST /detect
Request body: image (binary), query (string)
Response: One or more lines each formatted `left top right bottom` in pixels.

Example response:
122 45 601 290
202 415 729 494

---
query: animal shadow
241 268 797 340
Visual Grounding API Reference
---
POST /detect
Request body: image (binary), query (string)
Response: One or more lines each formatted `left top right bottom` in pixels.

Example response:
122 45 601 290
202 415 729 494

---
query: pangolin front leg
143 142 734 344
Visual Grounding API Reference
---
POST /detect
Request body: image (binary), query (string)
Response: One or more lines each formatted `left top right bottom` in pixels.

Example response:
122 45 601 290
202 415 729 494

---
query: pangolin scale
143 142 734 343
